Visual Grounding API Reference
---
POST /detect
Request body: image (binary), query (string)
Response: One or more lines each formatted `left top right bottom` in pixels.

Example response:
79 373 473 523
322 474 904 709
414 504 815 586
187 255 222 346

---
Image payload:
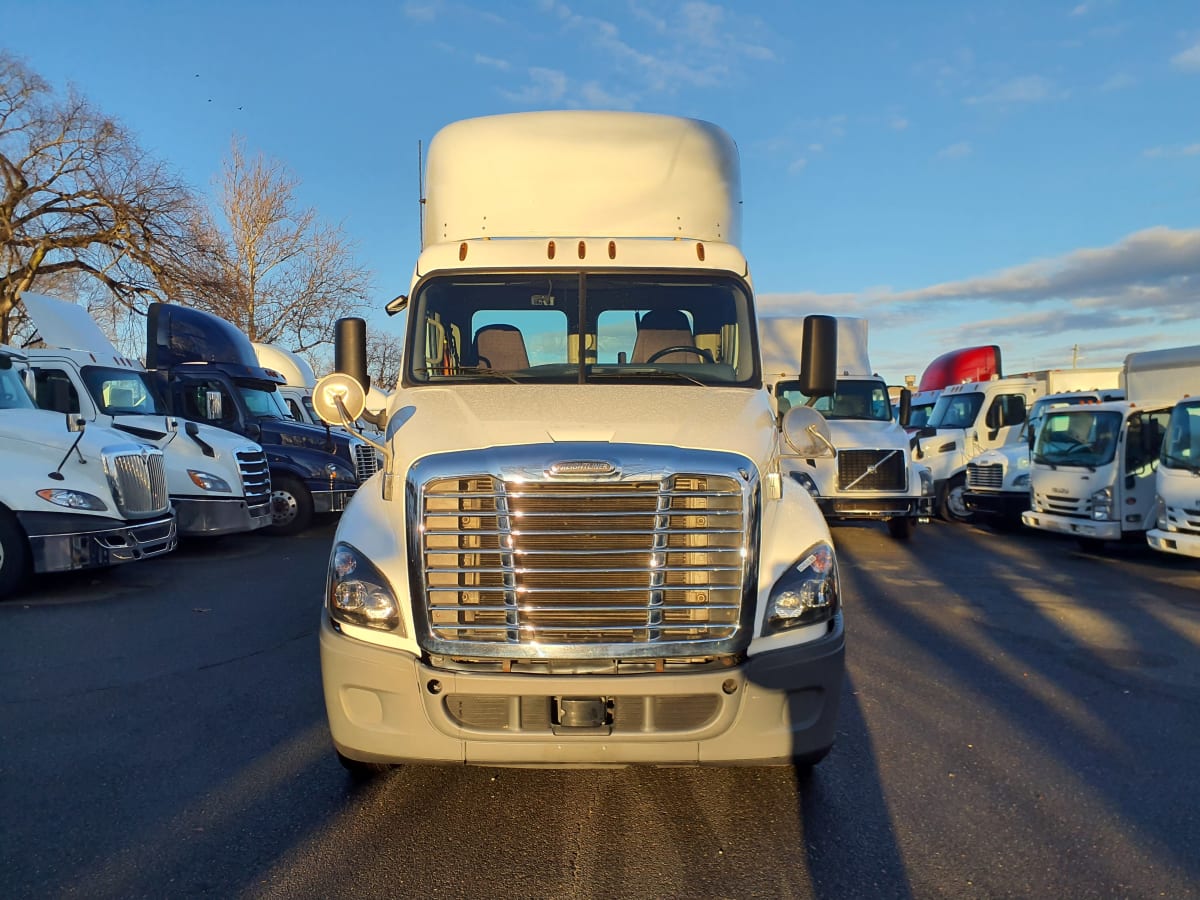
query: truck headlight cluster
1155 495 1171 531
765 542 839 635
187 470 232 492
919 468 934 496
325 462 355 481
1013 473 1030 489
36 488 107 511
1090 487 1112 521
328 542 403 633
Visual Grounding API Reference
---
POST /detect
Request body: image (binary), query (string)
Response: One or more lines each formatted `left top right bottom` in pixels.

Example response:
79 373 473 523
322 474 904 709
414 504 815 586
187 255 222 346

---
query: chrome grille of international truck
837 450 906 491
354 442 381 483
236 448 271 505
967 462 1004 490
416 461 753 658
105 448 170 518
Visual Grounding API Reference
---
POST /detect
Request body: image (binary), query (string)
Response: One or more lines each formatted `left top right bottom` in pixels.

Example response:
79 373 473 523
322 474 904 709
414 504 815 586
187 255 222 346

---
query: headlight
919 468 934 495
187 470 232 492
1013 473 1030 489
764 542 839 635
325 462 355 481
1090 487 1112 521
36 488 108 511
1155 495 1171 531
788 471 820 498
328 542 403 633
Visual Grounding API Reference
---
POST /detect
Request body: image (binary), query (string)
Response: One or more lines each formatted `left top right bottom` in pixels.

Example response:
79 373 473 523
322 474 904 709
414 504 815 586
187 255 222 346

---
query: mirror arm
334 396 389 460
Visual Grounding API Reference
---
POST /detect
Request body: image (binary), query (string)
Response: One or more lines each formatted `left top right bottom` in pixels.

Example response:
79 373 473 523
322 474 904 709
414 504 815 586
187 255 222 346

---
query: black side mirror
897 388 912 428
796 315 837 398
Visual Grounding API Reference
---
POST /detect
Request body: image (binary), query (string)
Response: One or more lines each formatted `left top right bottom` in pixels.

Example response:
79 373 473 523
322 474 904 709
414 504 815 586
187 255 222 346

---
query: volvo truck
1023 348 1192 550
761 315 932 539
309 111 845 775
144 303 379 535
21 293 272 537
0 345 175 598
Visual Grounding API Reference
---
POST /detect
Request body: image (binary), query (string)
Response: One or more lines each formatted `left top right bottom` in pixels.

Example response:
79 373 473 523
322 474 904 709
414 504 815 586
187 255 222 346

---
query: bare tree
181 136 372 354
365 329 403 390
0 52 199 344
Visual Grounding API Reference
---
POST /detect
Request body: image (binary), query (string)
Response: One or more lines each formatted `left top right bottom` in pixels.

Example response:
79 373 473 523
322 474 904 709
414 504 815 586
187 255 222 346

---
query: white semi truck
309 111 846 775
918 367 1119 521
761 315 932 539
1148 380 1200 559
1022 348 1192 549
0 345 176 598
21 294 272 537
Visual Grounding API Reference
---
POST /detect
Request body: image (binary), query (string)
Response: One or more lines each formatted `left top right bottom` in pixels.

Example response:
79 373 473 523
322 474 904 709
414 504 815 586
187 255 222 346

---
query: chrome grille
837 450 906 491
106 448 170 517
1032 488 1086 517
354 442 381 483
236 448 271 505
967 462 1004 490
417 466 751 656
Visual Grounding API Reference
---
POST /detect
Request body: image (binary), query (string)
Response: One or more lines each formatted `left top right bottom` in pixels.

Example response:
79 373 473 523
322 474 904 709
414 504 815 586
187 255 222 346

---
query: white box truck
20 294 273 537
1022 349 1192 549
917 367 1119 521
761 315 933 539
1144 349 1200 558
0 345 175 598
309 111 846 774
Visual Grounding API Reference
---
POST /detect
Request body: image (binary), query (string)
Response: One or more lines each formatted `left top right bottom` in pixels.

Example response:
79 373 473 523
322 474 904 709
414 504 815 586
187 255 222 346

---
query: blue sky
8 0 1200 381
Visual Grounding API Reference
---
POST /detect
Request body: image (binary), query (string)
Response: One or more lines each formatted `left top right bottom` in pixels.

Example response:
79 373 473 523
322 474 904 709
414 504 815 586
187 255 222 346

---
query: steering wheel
645 346 714 364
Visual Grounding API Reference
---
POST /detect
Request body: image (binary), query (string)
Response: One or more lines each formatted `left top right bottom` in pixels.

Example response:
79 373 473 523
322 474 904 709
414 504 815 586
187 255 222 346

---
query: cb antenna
417 138 425 253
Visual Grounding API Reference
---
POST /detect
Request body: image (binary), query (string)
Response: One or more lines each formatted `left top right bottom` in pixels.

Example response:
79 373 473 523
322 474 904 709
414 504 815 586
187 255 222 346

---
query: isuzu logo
547 460 618 477
1049 487 1069 494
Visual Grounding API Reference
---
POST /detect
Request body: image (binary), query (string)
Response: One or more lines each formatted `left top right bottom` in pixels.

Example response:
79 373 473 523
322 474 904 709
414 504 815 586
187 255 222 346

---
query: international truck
906 345 1002 433
1148 383 1200 558
0 345 175 598
964 388 1124 528
917 366 1120 521
1022 348 1192 550
20 293 272 537
309 110 846 775
761 315 933 539
144 303 379 535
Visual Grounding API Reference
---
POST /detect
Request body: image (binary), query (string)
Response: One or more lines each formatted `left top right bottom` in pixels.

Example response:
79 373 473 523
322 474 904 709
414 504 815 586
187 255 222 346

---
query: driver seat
631 309 697 364
472 324 529 371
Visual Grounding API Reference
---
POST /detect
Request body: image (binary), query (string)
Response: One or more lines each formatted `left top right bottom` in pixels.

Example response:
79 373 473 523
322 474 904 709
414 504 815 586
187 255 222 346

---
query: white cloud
1070 3 1090 15
1144 144 1200 159
890 116 910 131
937 141 972 160
1171 40 1200 71
1099 72 1136 92
966 75 1067 105
500 67 569 104
403 1 441 21
787 158 808 175
474 54 511 71
578 81 636 109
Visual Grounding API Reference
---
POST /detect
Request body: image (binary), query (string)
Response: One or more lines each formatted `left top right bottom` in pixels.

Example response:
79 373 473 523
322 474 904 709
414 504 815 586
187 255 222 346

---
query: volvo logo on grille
547 460 618 477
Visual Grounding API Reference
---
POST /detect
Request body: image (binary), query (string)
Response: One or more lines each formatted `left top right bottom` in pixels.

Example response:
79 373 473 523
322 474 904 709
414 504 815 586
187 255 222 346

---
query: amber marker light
547 240 556 259
696 242 706 261
459 242 468 261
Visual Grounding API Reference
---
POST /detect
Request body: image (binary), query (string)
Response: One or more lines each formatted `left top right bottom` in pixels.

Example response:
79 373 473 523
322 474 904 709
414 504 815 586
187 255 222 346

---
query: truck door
1121 410 1171 530
981 392 1027 453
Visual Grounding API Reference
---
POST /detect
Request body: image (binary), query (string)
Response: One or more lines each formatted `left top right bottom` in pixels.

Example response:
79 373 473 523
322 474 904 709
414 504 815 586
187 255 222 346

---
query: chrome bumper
20 512 178 573
173 497 273 536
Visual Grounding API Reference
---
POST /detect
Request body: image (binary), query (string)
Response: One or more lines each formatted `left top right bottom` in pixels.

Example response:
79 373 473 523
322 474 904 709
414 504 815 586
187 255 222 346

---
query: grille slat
420 471 749 651
236 449 271 504
108 450 170 517
967 462 1005 490
354 443 381 483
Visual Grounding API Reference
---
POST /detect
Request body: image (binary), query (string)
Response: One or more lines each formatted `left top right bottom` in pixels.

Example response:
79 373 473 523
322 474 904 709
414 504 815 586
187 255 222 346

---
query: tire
792 745 832 776
337 750 393 781
886 516 914 540
0 511 31 600
937 475 974 523
266 476 314 536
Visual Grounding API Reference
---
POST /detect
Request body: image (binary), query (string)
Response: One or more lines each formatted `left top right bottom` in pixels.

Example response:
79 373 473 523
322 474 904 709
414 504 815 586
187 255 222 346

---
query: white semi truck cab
1023 348 1192 549
311 111 846 774
762 315 932 539
1149 393 1200 558
21 294 272 537
0 345 176 598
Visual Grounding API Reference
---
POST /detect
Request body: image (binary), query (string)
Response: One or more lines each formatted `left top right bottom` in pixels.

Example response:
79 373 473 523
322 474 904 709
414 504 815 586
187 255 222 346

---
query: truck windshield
1161 401 1200 471
907 402 935 429
1033 410 1122 467
927 391 984 428
0 366 36 410
406 272 759 387
780 379 892 421
80 366 168 415
239 386 289 418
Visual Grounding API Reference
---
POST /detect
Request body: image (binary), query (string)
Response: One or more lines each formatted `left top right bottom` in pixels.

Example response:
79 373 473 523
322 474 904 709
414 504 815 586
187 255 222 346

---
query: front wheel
937 475 974 523
267 476 314 536
0 511 31 599
886 516 914 540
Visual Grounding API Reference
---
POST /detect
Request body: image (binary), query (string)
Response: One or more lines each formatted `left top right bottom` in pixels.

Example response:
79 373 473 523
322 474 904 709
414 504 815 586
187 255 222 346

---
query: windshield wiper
1162 452 1200 474
411 366 521 384
587 368 708 387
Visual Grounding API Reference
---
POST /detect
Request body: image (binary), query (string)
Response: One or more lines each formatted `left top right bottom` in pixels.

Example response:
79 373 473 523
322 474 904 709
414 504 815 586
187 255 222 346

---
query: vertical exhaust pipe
335 317 370 392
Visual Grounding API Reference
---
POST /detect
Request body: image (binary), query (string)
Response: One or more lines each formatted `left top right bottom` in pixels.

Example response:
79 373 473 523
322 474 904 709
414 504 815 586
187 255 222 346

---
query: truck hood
825 418 911 451
390 384 777 468
1 408 136 456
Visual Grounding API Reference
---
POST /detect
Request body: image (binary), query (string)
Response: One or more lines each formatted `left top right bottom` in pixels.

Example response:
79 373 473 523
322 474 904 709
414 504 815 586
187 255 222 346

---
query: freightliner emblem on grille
546 460 618 477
